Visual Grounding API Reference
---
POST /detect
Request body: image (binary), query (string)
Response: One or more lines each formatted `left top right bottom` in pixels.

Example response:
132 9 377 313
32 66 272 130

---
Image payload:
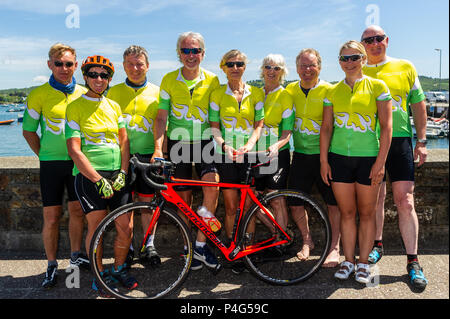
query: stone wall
0 150 448 253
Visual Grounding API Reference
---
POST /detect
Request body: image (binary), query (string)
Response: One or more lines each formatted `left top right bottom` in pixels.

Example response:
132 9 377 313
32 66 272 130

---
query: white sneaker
334 261 355 280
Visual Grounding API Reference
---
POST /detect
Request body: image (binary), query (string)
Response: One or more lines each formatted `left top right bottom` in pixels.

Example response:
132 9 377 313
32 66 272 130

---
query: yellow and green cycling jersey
285 80 331 154
107 82 159 155
65 95 125 175
324 76 391 157
159 67 220 141
209 83 265 153
22 82 87 161
363 57 425 138
259 86 294 152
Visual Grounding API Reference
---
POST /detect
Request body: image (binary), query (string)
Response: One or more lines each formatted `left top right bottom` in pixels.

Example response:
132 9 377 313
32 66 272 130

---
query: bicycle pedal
207 263 223 275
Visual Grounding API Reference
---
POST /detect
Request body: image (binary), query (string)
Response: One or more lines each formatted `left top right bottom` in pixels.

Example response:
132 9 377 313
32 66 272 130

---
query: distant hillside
249 76 449 92
0 76 448 103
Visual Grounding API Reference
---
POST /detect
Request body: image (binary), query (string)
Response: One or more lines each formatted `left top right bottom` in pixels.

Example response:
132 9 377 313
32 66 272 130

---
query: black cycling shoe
407 261 428 290
70 252 90 269
42 264 57 289
140 245 161 266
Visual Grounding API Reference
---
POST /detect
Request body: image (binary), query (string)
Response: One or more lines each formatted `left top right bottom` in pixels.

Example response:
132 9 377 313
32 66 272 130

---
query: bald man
361 25 428 290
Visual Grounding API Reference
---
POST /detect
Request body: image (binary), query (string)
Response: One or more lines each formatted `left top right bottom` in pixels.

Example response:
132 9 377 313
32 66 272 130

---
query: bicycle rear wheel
89 202 192 299
240 190 331 285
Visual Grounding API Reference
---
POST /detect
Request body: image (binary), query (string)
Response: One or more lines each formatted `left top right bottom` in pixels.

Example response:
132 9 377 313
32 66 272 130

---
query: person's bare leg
322 205 341 267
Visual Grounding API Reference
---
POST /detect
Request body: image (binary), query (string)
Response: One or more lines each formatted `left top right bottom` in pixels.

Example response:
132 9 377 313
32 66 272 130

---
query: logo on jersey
171 103 207 124
294 117 321 135
335 112 376 133
123 113 153 133
44 116 65 135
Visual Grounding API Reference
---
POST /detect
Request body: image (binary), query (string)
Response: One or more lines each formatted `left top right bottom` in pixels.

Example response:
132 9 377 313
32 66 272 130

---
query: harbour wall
0 150 448 253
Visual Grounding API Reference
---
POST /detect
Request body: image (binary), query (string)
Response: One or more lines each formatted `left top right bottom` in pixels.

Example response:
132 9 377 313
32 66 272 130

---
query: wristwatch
417 138 427 145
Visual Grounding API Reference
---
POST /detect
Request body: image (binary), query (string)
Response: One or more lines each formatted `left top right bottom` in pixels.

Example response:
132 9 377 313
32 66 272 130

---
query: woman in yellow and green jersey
254 54 294 233
65 55 136 296
209 49 264 247
320 41 392 285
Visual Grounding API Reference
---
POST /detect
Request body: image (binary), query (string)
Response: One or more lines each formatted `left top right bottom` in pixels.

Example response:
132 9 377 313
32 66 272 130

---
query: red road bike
89 155 331 299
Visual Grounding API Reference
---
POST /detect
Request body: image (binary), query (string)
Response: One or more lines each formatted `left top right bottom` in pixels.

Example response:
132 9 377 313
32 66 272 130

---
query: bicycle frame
142 176 292 262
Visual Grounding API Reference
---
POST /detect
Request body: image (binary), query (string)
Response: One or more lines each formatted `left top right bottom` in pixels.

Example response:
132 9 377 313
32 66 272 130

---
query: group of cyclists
22 24 429 297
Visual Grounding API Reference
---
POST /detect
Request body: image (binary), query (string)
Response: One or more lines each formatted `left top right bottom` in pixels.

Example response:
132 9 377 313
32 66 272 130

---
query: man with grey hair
152 32 221 271
361 25 428 290
107 45 161 265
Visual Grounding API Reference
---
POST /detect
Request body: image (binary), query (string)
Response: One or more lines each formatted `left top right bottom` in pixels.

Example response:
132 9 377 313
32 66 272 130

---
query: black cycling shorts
74 170 132 214
328 152 377 186
254 148 291 191
288 152 337 206
40 160 78 207
167 139 218 191
385 137 415 182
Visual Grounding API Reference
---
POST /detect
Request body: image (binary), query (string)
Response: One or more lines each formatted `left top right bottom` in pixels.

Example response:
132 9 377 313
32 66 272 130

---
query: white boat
411 117 448 138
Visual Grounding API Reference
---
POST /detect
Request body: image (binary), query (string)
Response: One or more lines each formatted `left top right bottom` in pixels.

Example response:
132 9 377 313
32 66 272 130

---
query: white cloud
32 75 48 83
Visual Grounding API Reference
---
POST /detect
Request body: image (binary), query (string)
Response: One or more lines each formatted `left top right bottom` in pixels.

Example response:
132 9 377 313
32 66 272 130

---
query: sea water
0 105 448 157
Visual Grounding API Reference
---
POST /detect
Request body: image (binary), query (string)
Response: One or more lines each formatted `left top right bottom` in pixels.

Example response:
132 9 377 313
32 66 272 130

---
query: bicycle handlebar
129 156 168 191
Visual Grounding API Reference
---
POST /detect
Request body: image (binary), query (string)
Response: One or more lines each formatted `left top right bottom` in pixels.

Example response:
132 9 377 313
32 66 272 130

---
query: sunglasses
339 54 364 62
361 35 386 44
86 71 110 80
180 48 203 55
225 61 245 68
264 65 281 71
54 61 74 68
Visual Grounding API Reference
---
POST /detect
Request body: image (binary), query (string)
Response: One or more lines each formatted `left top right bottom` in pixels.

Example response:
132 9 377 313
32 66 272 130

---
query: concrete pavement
0 247 448 300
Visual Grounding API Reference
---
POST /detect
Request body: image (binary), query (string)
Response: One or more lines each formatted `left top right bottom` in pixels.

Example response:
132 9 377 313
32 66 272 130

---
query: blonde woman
320 41 392 284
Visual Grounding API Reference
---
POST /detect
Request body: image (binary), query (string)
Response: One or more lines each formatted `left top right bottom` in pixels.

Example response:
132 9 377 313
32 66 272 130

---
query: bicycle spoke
241 191 331 285
90 203 192 299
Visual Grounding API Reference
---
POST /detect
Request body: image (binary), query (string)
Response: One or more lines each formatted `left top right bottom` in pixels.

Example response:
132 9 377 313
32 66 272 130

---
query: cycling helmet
81 55 115 77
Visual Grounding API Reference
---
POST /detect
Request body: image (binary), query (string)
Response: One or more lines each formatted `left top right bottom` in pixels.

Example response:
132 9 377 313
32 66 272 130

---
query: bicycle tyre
89 202 193 299
239 190 331 285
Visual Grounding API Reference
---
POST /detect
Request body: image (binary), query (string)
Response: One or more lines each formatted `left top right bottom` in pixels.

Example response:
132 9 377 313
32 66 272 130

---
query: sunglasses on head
54 61 74 68
86 71 110 80
225 61 245 68
361 35 386 44
180 48 203 55
264 65 281 71
339 54 364 62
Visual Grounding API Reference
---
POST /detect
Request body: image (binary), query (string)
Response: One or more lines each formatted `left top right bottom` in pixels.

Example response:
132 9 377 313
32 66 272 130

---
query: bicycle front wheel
240 190 331 285
89 203 192 299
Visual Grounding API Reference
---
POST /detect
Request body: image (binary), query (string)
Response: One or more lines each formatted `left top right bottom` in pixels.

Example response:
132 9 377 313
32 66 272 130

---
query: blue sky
0 0 448 90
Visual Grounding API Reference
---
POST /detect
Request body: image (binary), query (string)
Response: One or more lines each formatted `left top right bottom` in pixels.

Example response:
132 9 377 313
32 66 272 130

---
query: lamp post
435 48 442 92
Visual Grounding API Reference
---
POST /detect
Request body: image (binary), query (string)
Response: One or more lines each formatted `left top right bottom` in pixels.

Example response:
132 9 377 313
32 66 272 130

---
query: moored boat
0 119 15 125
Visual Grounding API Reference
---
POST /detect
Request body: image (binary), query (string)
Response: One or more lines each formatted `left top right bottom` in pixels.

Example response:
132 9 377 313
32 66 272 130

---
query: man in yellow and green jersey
22 43 88 288
107 45 161 265
152 32 221 271
285 48 341 267
361 25 428 290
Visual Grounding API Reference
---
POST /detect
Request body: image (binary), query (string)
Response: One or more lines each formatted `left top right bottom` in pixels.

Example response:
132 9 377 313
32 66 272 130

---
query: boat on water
0 119 15 125
411 116 449 138
6 105 25 112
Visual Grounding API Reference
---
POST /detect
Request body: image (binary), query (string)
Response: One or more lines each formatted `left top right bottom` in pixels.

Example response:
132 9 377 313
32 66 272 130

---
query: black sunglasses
86 71 110 80
54 61 74 68
225 61 245 68
339 54 364 62
361 35 386 44
264 65 281 71
180 48 203 55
